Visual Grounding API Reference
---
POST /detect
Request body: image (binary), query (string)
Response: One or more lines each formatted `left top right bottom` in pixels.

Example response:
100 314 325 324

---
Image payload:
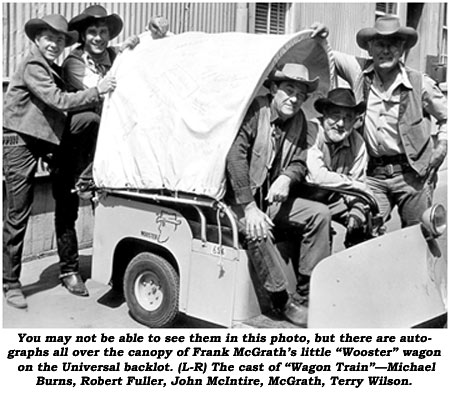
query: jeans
52 111 100 275
233 197 331 295
3 111 100 285
367 168 432 228
3 135 50 285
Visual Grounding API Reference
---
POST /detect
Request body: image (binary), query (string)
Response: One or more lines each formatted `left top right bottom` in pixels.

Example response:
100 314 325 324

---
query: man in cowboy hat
51 5 138 299
304 88 371 247
62 4 134 173
225 63 331 326
3 14 116 308
311 16 447 228
62 5 138 190
63 5 136 93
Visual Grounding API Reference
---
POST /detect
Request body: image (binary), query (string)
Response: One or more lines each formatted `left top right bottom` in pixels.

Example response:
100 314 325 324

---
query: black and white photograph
1 1 448 391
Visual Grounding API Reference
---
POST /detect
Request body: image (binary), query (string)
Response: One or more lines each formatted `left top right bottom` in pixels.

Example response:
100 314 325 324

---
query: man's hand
119 35 140 52
347 202 367 232
266 175 291 204
428 140 447 176
97 75 117 95
345 202 369 248
244 202 274 241
310 22 329 39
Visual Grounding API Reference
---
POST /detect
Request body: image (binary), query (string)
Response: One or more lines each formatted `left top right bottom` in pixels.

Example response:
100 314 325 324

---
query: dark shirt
226 97 307 207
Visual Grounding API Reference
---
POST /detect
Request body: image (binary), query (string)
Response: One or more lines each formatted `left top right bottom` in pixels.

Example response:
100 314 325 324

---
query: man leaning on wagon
47 5 138 299
2 14 116 309
62 5 138 190
312 16 447 228
225 63 332 327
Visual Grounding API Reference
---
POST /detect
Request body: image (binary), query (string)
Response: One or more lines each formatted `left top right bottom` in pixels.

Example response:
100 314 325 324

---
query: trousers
52 111 100 276
367 167 432 227
233 197 331 296
3 111 100 285
3 132 54 285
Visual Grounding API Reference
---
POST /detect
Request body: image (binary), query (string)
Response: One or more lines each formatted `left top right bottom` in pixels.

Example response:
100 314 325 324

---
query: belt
3 131 26 147
369 154 408 167
368 154 409 178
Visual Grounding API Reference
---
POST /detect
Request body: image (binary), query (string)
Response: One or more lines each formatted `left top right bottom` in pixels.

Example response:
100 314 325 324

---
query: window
375 3 398 17
254 3 287 34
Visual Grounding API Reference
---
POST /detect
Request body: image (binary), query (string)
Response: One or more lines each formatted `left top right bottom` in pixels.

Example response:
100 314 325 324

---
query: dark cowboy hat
356 16 418 50
314 88 366 115
263 63 319 93
25 14 78 47
69 5 123 40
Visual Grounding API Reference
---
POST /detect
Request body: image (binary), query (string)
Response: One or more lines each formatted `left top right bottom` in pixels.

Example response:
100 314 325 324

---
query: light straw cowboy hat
356 16 418 50
264 63 319 93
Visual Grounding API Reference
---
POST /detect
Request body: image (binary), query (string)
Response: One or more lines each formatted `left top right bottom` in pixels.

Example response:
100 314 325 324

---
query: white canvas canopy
94 30 332 199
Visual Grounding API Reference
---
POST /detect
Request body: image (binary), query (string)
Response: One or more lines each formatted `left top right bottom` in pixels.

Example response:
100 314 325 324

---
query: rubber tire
124 252 179 328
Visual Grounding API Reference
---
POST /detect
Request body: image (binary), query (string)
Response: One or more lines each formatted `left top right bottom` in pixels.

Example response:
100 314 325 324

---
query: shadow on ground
22 255 92 298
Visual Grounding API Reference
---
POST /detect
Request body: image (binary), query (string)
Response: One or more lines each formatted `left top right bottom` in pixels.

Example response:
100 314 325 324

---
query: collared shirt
226 96 307 206
62 46 114 91
306 118 368 191
334 51 447 157
364 63 410 156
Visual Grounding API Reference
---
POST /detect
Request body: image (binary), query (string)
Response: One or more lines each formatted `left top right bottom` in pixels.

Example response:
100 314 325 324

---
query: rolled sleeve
422 74 447 141
305 121 368 192
333 51 363 89
306 144 358 189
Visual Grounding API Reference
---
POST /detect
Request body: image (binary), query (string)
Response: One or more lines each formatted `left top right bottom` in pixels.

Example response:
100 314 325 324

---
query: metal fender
308 225 447 328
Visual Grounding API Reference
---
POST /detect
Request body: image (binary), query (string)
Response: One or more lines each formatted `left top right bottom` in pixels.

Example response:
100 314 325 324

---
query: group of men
3 5 175 310
3 9 447 329
2 5 139 309
225 16 447 326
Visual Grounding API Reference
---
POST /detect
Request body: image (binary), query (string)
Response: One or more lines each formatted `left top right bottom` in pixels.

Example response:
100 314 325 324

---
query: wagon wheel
124 252 179 328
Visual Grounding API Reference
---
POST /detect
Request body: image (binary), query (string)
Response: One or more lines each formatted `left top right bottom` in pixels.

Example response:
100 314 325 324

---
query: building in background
2 2 447 259
2 2 447 80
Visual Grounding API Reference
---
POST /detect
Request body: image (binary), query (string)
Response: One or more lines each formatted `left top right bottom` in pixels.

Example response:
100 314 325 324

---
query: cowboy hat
263 63 319 93
25 14 78 47
356 16 418 50
314 88 366 115
69 5 123 40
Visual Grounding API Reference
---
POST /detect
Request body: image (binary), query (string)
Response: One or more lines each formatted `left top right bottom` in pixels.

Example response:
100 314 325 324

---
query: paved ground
2 248 222 328
3 168 447 329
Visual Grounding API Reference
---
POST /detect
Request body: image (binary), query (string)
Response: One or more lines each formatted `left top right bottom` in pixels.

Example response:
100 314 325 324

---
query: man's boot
3 283 27 309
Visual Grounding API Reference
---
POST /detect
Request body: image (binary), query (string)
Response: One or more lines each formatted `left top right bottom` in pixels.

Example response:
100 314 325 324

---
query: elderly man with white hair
312 16 447 229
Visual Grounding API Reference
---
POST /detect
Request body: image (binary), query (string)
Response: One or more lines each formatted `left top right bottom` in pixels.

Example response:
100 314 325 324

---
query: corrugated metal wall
288 2 444 74
288 2 378 58
2 2 238 78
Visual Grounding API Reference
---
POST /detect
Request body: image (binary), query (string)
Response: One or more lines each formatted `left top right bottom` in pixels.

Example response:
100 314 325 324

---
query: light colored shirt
364 63 409 156
334 51 447 157
306 118 369 192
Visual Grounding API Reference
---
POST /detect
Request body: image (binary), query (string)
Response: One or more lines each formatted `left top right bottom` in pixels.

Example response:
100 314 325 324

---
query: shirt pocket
401 118 430 159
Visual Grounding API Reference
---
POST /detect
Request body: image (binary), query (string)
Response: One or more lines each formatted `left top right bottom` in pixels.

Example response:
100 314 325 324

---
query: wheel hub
134 272 163 311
